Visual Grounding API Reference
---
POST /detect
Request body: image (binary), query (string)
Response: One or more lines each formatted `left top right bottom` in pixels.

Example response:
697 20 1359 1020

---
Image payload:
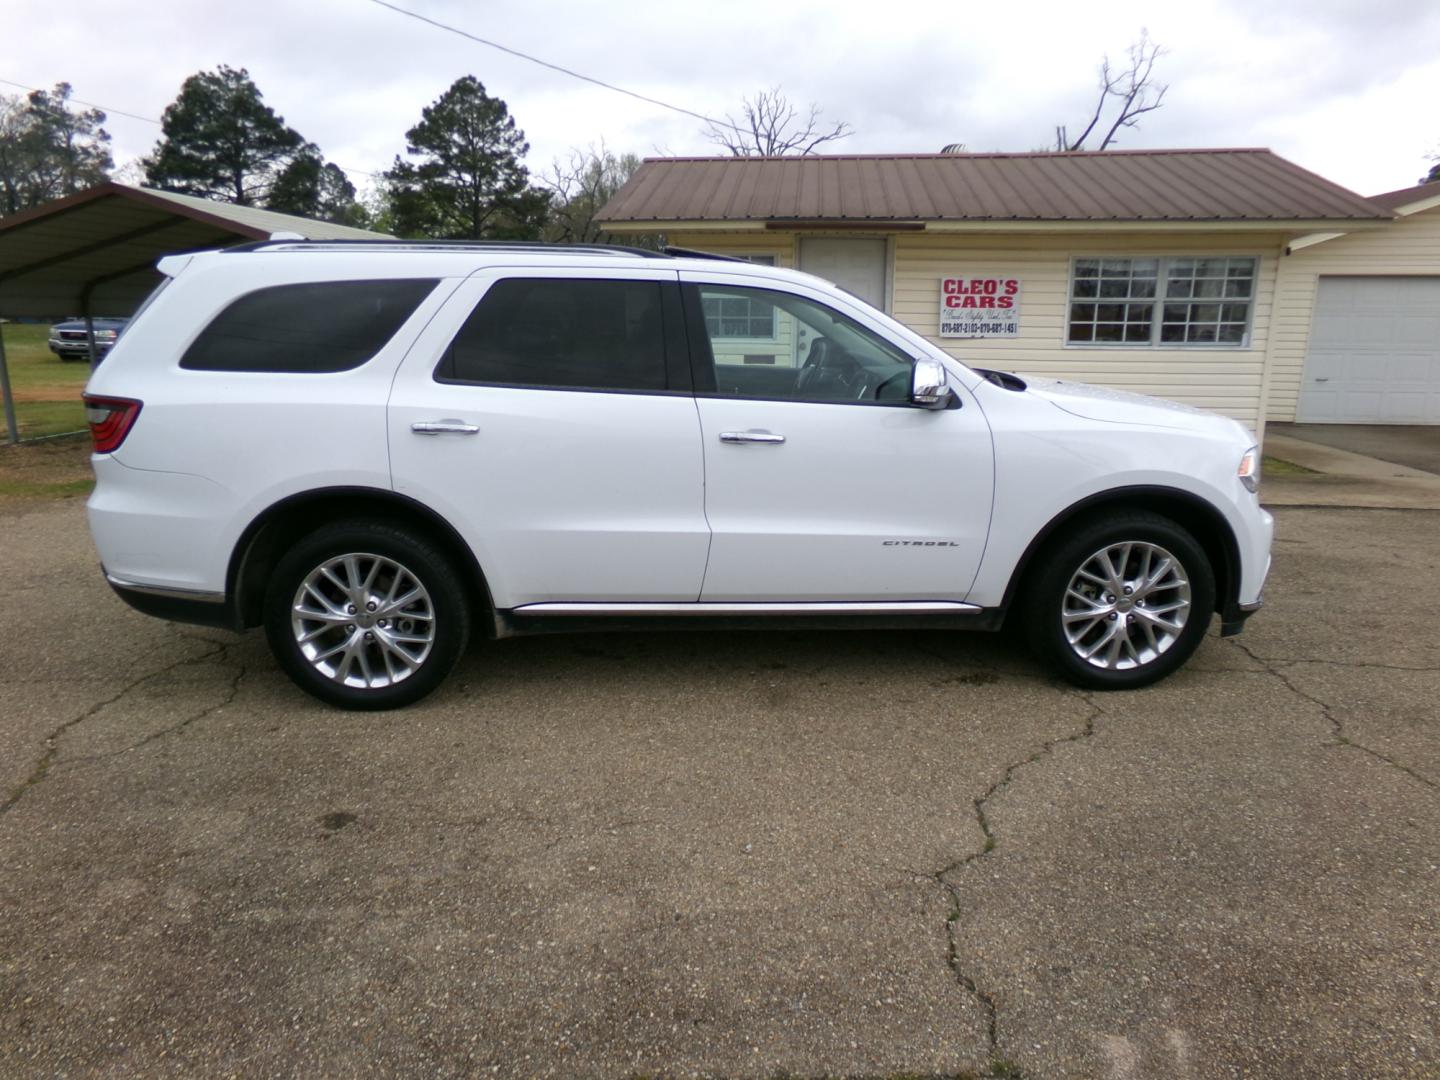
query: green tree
268 145 366 226
384 76 548 240
144 66 305 205
0 83 112 216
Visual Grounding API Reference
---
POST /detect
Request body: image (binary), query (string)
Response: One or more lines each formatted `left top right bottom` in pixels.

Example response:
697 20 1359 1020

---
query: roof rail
219 238 670 258
661 246 745 262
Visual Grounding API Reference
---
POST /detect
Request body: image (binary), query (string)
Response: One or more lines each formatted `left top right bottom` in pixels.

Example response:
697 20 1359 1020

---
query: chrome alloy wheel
290 553 436 689
1061 541 1192 670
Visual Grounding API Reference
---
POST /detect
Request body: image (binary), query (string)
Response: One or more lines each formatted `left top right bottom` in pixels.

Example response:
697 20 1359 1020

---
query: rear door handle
412 420 479 435
719 430 786 445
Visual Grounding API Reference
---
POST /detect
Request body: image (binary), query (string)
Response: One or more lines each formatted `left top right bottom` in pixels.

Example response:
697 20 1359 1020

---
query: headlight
1238 446 1259 492
96 330 118 340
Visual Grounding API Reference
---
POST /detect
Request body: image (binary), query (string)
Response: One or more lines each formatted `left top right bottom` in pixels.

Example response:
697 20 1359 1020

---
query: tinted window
180 279 437 373
437 278 668 392
690 284 913 405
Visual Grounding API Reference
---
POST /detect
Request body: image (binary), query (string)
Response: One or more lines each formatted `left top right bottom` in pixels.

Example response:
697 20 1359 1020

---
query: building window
702 254 777 339
1068 256 1257 347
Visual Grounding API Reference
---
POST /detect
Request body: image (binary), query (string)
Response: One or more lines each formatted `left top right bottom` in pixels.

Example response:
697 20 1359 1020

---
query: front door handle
719 430 786 445
412 420 479 435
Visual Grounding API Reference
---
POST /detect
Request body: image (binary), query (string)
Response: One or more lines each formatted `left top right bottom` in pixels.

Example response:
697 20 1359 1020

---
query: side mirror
910 358 953 409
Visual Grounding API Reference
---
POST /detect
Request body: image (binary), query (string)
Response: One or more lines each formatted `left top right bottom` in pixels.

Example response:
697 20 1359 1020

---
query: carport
0 181 386 443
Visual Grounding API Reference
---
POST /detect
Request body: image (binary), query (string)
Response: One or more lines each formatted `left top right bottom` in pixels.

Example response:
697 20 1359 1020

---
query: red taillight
82 394 142 454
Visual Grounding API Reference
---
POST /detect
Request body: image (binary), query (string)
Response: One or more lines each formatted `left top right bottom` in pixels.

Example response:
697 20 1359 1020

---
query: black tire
263 519 471 710
1020 509 1215 690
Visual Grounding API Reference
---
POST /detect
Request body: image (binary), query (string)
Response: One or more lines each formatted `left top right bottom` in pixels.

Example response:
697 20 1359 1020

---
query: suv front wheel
1022 510 1216 690
263 520 471 709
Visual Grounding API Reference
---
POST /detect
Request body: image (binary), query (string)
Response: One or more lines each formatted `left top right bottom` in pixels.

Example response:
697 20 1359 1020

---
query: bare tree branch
538 141 647 245
703 87 852 156
1055 30 1168 152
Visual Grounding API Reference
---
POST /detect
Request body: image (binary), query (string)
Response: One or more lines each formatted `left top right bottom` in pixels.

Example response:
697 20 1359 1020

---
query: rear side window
436 278 668 392
180 279 437 373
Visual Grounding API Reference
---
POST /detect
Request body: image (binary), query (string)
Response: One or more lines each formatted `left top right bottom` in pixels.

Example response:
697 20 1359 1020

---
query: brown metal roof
0 182 387 317
596 149 1391 227
1369 180 1440 212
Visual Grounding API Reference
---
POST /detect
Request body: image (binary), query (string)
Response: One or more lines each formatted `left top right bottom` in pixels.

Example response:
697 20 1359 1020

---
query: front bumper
1220 595 1262 637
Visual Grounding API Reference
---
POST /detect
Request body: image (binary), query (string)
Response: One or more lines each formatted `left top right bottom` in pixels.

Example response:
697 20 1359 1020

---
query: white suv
83 241 1272 709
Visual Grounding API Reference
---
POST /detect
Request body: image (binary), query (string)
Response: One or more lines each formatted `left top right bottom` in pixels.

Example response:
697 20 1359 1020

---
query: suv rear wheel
263 520 471 709
1022 510 1215 689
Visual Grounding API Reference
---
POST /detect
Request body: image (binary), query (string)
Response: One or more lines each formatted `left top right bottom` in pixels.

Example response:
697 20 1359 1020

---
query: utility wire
365 0 742 134
0 77 158 124
0 76 381 179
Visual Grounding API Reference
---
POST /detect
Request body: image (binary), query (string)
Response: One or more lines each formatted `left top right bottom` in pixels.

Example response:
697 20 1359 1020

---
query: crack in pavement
0 638 239 819
1230 640 1436 791
58 650 249 769
913 682 1106 1077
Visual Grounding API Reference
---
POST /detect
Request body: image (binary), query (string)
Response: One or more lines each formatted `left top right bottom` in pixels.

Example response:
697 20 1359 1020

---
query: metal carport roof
0 182 390 442
0 181 388 317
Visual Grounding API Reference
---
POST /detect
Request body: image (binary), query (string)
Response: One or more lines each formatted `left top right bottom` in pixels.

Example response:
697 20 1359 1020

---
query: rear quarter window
180 279 438 373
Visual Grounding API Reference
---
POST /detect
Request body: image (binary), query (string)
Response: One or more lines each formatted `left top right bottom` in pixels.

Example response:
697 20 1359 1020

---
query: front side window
691 283 913 404
436 278 669 392
701 255 778 341
1068 257 1257 347
180 279 437 372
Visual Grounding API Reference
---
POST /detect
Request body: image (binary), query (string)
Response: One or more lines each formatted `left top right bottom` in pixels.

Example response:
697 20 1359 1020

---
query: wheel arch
228 487 494 631
1000 485 1240 617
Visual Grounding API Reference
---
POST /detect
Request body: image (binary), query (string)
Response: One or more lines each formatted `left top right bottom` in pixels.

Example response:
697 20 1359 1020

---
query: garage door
1297 276 1440 423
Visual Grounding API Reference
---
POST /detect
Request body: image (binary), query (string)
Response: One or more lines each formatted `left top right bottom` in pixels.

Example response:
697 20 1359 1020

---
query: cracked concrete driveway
1 500 1437 1079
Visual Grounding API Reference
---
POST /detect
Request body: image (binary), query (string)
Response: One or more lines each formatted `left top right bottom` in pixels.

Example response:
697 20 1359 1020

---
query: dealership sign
939 275 1021 338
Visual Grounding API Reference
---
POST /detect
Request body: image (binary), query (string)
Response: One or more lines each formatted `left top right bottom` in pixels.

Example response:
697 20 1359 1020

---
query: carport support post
84 311 99 371
0 322 17 445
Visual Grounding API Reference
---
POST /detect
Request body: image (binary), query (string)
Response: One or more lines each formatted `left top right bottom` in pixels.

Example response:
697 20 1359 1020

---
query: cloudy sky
4 0 1437 199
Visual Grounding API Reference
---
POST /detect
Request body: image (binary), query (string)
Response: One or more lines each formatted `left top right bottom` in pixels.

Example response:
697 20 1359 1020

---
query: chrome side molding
510 600 982 616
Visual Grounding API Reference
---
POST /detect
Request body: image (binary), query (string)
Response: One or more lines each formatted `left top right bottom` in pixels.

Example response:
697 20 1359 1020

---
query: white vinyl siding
889 232 1284 426
668 229 1291 425
1266 206 1440 422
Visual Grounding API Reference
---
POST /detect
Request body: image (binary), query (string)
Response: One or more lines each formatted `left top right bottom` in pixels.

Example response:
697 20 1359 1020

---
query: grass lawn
1263 454 1320 476
0 432 94 506
1 323 90 440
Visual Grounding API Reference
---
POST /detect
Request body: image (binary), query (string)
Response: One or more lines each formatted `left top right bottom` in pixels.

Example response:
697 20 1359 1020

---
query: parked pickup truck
48 317 128 361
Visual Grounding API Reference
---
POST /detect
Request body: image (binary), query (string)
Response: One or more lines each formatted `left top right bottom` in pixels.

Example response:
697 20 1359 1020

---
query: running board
511 601 982 616
494 600 999 639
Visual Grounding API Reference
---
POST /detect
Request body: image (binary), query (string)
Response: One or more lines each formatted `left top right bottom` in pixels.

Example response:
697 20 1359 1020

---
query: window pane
438 278 668 392
1068 258 1157 344
696 284 912 404
181 279 437 373
1159 257 1254 346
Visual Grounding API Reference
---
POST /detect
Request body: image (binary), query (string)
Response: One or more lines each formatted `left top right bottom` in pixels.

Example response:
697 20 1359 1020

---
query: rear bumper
104 571 240 631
